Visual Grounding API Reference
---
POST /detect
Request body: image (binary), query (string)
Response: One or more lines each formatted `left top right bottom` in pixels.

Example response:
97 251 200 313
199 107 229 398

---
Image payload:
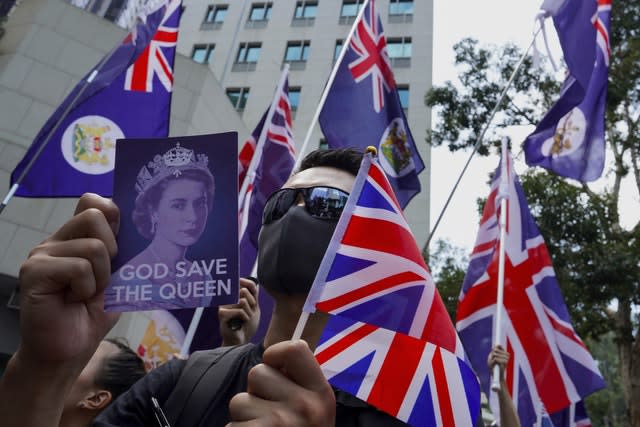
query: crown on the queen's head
135 143 211 195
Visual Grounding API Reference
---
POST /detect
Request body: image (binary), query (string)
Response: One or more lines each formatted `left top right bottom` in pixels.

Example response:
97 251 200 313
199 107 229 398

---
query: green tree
428 238 468 323
425 2 640 425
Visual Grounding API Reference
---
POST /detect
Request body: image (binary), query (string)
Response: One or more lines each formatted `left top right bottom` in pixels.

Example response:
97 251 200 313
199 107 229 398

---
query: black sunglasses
262 186 350 225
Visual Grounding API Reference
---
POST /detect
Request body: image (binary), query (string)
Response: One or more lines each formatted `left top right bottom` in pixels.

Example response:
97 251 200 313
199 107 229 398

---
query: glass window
249 3 272 21
389 0 413 15
294 1 317 18
226 88 250 111
288 87 301 111
397 85 409 109
191 44 215 64
334 40 344 61
236 42 262 63
387 38 412 58
285 41 310 62
205 4 227 23
340 0 363 17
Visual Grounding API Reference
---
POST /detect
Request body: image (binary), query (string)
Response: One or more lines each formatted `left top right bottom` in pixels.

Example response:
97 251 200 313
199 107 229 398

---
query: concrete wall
0 0 248 282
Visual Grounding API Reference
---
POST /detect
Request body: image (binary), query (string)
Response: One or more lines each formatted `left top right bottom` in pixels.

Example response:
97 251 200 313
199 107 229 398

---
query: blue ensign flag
318 0 424 208
523 0 611 182
10 0 181 197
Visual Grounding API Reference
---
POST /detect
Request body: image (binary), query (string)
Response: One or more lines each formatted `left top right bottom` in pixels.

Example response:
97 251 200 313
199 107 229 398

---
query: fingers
261 340 332 394
218 306 251 323
239 278 259 309
20 255 98 301
229 392 292 424
74 193 120 235
50 208 118 259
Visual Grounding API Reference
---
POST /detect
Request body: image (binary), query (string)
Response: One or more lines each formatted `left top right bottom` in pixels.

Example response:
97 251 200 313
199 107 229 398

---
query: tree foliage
425 2 640 425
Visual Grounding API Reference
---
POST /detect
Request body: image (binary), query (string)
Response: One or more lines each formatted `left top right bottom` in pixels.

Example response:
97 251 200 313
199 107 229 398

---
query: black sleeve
93 358 186 426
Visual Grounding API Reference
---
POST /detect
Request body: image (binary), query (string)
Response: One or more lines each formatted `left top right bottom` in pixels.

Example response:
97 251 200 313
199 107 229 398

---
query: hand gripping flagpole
292 0 371 172
424 24 543 253
491 137 510 392
0 26 137 216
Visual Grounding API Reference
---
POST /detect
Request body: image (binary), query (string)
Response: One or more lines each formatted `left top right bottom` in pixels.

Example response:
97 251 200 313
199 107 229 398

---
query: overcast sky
427 0 639 254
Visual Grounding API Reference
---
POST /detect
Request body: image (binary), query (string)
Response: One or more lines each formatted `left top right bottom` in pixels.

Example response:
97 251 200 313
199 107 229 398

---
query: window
288 87 301 112
319 138 328 150
389 0 413 15
339 0 363 24
334 39 344 62
191 44 215 64
249 3 272 21
387 37 412 66
233 42 261 71
397 85 409 110
284 41 310 70
294 1 317 18
226 87 250 111
203 4 227 29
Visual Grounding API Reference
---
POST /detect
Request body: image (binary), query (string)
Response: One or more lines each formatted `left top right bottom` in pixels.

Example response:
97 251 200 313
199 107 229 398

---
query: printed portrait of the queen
108 143 217 310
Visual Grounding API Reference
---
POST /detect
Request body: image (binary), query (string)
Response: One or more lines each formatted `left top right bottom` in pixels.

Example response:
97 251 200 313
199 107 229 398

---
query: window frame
236 42 262 64
226 87 250 112
396 84 410 110
191 44 215 64
388 0 413 16
294 0 318 19
248 2 272 21
284 40 311 63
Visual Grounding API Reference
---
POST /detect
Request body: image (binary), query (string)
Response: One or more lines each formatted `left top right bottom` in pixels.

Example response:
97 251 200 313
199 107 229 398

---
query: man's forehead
283 166 355 193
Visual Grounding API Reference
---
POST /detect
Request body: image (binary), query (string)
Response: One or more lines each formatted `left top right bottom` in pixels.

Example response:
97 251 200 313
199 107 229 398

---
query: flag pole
179 306 204 357
292 0 371 171
237 65 290 210
423 24 542 254
491 137 509 392
0 25 137 216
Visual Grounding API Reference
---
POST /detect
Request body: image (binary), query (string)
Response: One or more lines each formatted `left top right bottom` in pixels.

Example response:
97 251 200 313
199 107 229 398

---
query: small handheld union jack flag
303 151 480 426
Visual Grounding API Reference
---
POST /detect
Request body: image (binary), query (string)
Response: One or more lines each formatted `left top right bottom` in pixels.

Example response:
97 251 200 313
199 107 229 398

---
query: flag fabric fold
523 0 611 182
304 153 479 425
456 151 606 426
11 0 181 197
318 0 424 208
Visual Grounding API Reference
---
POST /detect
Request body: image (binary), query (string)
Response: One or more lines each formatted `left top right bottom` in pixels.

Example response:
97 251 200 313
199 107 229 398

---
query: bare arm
488 345 521 427
0 194 120 427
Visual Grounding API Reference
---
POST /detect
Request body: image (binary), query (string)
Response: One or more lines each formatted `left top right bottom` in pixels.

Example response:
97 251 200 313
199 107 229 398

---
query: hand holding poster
105 132 238 312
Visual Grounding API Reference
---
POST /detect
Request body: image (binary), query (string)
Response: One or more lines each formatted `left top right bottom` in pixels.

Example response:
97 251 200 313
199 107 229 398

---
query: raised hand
218 277 260 346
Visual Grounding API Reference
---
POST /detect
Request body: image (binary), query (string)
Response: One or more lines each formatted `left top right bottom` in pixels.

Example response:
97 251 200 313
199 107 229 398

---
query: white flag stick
180 306 204 358
237 64 290 210
292 0 372 171
491 137 510 391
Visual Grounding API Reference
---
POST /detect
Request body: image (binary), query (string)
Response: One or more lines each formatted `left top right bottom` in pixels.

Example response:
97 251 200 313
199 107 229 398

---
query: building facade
177 0 433 245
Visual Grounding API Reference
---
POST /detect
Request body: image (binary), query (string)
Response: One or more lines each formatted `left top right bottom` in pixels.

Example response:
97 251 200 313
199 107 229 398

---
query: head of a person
60 338 146 427
132 144 215 247
257 148 363 297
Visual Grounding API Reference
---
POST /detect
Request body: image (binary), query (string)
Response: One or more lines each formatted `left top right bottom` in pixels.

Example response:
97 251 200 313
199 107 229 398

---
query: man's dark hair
94 338 146 400
298 148 363 177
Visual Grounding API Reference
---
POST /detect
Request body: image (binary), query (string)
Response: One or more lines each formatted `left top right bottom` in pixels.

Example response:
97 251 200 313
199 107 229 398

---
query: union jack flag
548 400 593 427
523 0 611 182
318 0 424 208
304 153 480 425
124 0 180 93
456 150 605 426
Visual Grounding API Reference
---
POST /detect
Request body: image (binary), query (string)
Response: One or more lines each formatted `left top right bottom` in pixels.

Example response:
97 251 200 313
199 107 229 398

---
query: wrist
0 349 80 427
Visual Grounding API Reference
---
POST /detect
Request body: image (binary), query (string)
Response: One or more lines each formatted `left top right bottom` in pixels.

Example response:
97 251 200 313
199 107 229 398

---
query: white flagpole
180 306 204 357
491 137 510 391
237 64 290 210
292 0 372 171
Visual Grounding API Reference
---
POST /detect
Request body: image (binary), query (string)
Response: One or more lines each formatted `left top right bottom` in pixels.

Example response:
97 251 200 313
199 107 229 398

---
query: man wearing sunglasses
1 149 407 427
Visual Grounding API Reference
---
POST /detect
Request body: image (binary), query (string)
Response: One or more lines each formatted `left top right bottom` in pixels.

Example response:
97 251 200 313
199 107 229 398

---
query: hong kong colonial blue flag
523 0 611 182
318 0 424 208
304 153 480 425
10 0 181 197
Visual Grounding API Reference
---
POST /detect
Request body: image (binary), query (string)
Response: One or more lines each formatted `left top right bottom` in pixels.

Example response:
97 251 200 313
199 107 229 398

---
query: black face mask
257 206 338 295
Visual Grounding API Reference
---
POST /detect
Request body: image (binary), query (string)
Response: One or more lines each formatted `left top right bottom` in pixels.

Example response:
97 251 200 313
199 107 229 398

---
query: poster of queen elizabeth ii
105 132 238 312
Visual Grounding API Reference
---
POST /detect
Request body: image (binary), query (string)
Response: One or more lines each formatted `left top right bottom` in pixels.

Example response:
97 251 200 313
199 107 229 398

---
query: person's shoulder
334 388 409 427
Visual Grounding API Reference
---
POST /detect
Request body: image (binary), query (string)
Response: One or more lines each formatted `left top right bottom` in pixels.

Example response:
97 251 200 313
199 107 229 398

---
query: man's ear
78 390 113 411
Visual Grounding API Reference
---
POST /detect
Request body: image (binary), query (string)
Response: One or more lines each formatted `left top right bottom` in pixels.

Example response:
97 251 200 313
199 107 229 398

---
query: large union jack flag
456 150 605 426
523 0 611 182
124 0 180 93
318 0 423 208
304 153 480 425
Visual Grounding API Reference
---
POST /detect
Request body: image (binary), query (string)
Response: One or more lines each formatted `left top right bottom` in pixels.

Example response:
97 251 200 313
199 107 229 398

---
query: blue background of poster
107 132 238 311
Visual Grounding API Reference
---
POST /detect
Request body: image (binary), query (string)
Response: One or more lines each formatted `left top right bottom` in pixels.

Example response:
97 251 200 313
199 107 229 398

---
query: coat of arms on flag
302 150 480 425
456 150 605 426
